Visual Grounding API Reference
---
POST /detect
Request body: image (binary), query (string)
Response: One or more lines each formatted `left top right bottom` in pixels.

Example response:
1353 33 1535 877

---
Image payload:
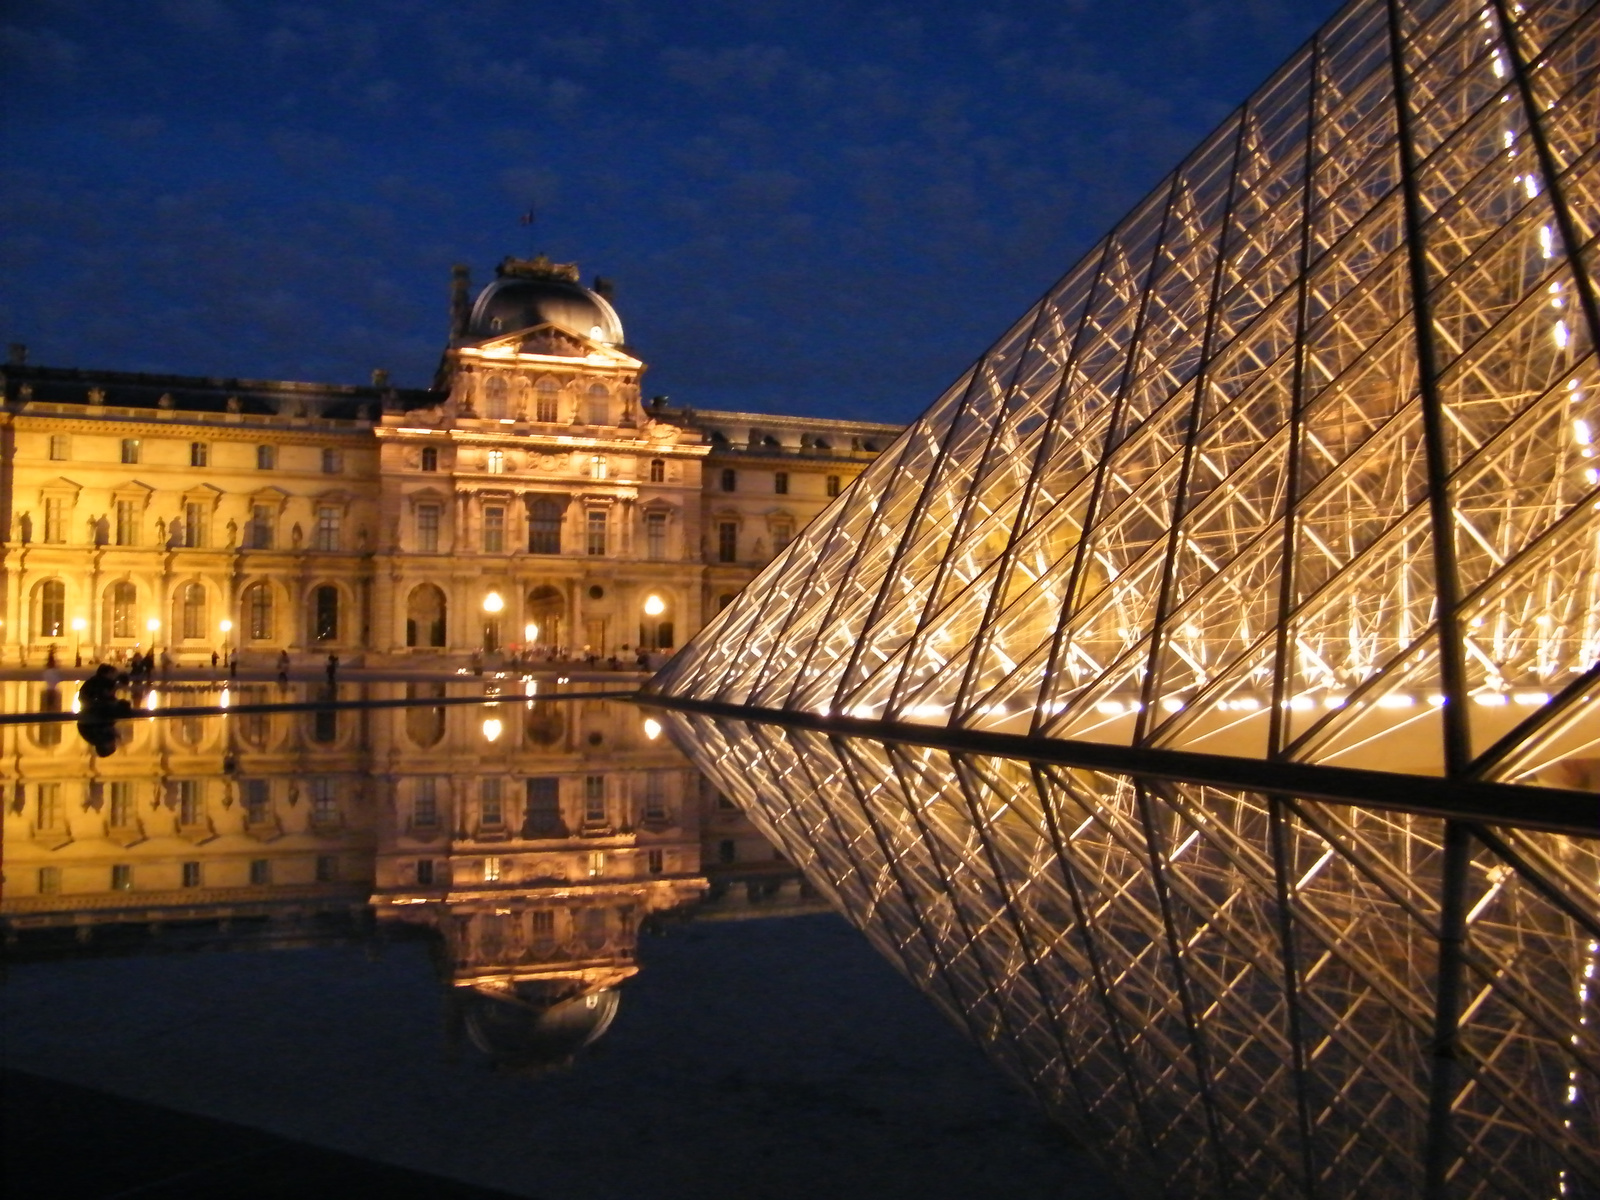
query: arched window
110 581 137 639
313 585 339 642
37 580 66 639
535 379 560 422
586 383 609 425
406 584 447 648
528 499 562 554
181 583 206 640
484 375 508 419
245 582 274 641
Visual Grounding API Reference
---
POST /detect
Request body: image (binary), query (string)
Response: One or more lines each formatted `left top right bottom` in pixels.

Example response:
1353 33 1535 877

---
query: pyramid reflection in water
649 0 1600 1193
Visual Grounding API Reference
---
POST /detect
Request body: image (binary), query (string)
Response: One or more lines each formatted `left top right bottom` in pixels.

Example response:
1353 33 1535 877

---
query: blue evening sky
2 0 1334 424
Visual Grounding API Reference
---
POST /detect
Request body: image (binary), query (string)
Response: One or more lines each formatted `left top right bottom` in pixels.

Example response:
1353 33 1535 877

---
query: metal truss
657 708 1600 1199
647 0 1600 1194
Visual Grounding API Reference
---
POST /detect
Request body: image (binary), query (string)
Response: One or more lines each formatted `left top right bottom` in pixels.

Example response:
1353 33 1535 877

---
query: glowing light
145 690 159 710
1554 320 1570 349
643 594 666 617
1574 419 1592 445
643 717 662 740
1540 225 1554 257
70 617 86 632
524 679 537 697
219 619 233 634
481 717 503 741
482 592 504 614
1474 692 1509 707
524 623 538 642
1161 696 1186 713
219 689 231 708
1377 693 1415 708
1513 691 1550 705
147 618 160 633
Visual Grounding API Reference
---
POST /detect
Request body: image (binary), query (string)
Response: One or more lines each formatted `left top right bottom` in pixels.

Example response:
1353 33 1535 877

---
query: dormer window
490 316 503 332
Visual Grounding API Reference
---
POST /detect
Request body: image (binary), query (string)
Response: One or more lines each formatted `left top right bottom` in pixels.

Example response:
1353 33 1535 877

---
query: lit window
587 509 607 556
590 455 608 479
483 856 503 883
535 379 560 422
121 438 140 464
482 505 505 553
416 503 440 553
49 434 69 460
826 474 841 497
321 448 342 475
774 471 788 494
649 458 665 482
487 449 505 474
190 442 208 467
256 444 276 470
420 446 438 472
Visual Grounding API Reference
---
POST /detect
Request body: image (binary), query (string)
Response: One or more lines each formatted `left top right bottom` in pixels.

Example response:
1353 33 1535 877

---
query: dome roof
468 260 624 345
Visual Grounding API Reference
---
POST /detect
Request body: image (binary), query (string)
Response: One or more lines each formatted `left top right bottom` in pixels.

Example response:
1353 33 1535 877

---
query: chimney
8 343 26 366
449 264 472 342
592 276 615 302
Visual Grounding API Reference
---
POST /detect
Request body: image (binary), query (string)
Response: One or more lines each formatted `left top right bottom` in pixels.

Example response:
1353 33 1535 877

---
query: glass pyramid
649 0 1600 1195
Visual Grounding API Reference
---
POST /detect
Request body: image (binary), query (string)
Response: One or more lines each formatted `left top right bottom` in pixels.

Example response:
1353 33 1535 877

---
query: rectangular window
774 471 788 494
586 510 607 556
112 863 134 890
244 779 270 824
643 771 667 820
321 448 343 474
483 856 502 883
121 438 140 464
43 498 66 544
486 449 505 474
413 778 439 828
177 780 203 826
110 781 135 827
482 505 504 553
421 446 438 472
316 855 337 883
718 839 736 865
416 504 440 553
647 849 664 875
773 522 793 554
720 468 736 492
38 866 60 895
250 859 271 885
649 458 665 482
256 444 276 470
115 499 138 546
480 778 504 828
248 585 273 640
49 434 69 461
524 777 561 837
37 782 62 829
190 442 208 467
310 778 338 825
646 511 667 560
314 506 340 552
248 505 274 550
718 521 738 563
183 501 207 548
584 775 606 824
826 474 841 497
182 861 202 888
416 859 435 886
535 385 559 422
531 909 555 938
528 501 562 554
587 852 605 878
590 455 607 480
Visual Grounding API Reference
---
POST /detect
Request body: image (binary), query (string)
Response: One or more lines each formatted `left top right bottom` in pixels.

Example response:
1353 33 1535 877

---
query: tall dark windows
313 585 339 642
718 522 738 563
528 499 562 554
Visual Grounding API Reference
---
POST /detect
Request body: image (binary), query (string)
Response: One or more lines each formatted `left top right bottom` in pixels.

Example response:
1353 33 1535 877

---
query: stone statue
291 522 303 549
225 519 238 549
226 395 242 413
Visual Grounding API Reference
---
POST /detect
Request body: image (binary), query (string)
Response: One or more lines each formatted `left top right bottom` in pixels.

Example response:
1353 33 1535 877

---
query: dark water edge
1 912 1118 1200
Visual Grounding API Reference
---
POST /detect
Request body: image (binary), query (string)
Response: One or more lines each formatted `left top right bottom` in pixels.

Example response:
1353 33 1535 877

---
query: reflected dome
458 982 621 1073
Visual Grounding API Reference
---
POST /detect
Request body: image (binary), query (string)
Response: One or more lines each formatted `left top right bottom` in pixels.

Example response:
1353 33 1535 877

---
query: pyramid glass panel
648 0 1600 1194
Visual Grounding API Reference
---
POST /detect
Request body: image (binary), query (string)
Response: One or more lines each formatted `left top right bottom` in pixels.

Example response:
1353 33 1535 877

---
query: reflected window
37 580 65 638
480 778 504 828
524 777 562 837
412 777 439 828
584 775 606 824
310 778 338 825
243 780 271 824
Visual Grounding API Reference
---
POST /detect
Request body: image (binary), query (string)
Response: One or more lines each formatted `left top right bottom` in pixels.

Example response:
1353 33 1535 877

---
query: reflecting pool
1 677 1112 1199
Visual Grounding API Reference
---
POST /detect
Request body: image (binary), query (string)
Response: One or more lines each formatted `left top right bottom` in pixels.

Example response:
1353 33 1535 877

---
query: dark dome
459 984 621 1072
468 273 624 345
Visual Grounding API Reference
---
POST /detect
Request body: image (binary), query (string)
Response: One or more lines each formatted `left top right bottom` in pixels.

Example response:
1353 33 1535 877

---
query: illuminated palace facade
0 258 899 666
650 0 1600 1196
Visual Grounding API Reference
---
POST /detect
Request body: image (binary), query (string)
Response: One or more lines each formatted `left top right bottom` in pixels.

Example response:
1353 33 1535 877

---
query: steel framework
648 0 1600 1193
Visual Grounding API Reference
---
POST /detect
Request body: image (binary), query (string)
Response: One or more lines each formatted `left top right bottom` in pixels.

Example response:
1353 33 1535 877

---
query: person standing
326 653 339 685
277 649 290 686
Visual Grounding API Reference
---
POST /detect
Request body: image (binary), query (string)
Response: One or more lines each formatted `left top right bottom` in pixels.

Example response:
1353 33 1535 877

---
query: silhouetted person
326 653 339 685
277 649 290 685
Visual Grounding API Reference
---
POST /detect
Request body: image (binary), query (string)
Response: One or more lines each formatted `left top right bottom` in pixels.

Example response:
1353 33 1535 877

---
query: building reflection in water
1 681 824 1072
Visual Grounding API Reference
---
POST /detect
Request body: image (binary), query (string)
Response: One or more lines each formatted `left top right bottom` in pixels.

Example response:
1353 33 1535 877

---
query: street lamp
482 592 504 613
220 619 233 671
70 616 86 666
482 716 503 741
524 622 538 643
643 594 666 616
481 591 504 657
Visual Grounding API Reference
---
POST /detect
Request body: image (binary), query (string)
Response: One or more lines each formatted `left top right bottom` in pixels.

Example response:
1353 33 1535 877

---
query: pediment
474 323 642 369
39 476 83 495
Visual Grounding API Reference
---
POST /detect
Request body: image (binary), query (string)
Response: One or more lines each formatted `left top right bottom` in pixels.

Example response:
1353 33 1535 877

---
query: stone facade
0 258 899 667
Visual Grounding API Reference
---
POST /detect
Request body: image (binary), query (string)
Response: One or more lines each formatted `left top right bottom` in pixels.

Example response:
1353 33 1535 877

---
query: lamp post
642 593 667 653
70 617 86 667
481 591 503 658
219 619 233 672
